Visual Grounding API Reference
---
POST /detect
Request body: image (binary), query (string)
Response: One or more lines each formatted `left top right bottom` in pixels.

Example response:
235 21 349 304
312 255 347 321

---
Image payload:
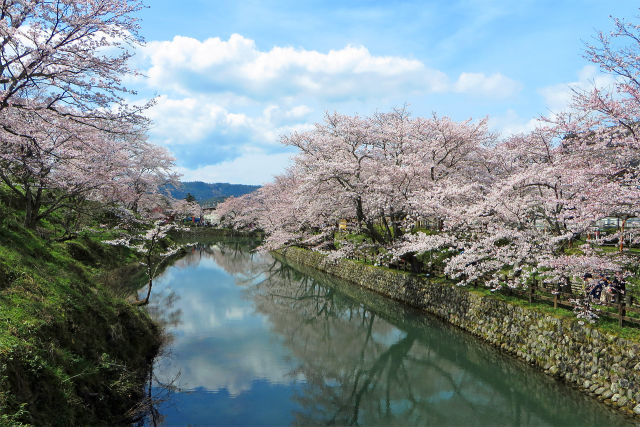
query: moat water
141 239 633 426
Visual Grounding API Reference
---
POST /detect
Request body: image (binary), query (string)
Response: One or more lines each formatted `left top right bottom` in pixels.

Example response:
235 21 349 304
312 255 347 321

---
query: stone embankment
279 246 640 417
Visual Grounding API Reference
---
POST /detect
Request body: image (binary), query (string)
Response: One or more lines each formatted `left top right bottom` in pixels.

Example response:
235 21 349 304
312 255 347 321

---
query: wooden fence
347 253 640 328
492 281 639 327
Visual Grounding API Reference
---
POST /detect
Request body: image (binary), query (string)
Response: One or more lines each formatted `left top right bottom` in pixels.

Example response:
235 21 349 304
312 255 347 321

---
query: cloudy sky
130 1 638 185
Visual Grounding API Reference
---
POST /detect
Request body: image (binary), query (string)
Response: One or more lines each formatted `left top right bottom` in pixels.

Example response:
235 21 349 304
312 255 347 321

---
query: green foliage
0 203 160 425
563 246 585 256
416 248 455 275
340 232 371 245
409 227 439 235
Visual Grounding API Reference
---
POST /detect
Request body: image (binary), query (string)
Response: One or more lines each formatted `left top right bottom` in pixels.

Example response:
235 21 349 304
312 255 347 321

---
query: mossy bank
279 247 640 418
0 221 161 425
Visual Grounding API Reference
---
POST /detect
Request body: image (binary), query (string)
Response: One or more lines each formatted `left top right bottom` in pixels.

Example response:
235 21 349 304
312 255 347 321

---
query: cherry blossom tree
218 110 496 261
283 112 382 242
0 104 177 229
548 13 640 252
217 190 265 232
0 0 146 119
103 137 179 216
105 221 185 306
0 0 182 230
169 198 201 222
0 107 125 227
438 124 633 289
217 11 640 299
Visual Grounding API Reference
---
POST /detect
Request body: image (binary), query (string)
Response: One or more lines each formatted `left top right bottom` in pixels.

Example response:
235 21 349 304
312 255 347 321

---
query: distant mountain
163 181 260 205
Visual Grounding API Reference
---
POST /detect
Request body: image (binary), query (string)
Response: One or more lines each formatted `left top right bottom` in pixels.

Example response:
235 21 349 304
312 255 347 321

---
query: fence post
553 292 558 309
529 280 535 304
619 299 626 328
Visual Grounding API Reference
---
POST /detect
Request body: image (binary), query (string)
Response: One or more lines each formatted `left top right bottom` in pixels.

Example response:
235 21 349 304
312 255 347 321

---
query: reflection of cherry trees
250 273 459 425
170 239 262 277
209 241 263 277
250 261 624 426
146 288 182 334
143 241 625 426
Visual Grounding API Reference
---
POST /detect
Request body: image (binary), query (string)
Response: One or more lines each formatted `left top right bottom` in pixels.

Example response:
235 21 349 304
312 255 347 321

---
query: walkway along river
140 239 633 426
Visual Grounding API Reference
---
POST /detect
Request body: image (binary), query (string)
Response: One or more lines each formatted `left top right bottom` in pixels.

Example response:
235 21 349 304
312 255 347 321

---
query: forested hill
164 181 260 204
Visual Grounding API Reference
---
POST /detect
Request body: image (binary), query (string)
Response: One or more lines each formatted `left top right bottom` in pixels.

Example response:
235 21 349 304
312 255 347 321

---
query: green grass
596 317 640 341
0 206 160 425
468 284 640 341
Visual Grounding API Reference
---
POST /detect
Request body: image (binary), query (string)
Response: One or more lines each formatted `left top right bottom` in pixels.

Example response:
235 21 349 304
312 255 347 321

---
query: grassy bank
0 209 161 425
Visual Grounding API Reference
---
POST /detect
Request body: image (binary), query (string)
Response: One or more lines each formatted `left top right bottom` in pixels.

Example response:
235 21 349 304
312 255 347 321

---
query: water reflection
144 241 633 426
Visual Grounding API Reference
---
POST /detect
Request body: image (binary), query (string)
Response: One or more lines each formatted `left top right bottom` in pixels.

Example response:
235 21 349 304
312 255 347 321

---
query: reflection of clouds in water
157 336 297 396
156 275 259 337
225 306 252 321
150 243 299 397
371 327 406 346
156 268 176 285
173 254 225 272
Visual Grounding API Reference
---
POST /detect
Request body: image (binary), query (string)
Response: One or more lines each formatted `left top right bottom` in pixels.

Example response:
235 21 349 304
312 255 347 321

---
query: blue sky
129 1 639 184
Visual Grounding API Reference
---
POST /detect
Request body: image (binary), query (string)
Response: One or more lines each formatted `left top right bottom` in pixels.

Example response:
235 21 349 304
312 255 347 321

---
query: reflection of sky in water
152 381 304 427
149 247 301 399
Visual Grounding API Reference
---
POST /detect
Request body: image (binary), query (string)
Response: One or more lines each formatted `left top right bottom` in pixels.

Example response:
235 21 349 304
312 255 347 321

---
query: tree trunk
366 220 382 243
24 187 34 228
388 208 402 240
391 214 402 240
354 196 383 243
619 218 627 253
380 212 393 242
135 257 155 306
23 186 43 229
134 278 153 306
355 197 365 224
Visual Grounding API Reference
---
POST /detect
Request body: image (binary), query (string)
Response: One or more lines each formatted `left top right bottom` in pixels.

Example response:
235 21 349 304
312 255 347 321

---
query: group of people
583 273 626 303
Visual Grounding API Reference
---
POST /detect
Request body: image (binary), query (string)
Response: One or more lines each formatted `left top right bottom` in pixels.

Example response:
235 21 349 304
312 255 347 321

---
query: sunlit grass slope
0 203 159 425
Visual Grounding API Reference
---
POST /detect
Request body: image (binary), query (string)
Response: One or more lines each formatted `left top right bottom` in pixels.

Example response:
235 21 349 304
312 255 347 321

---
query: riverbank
278 246 640 418
0 219 161 425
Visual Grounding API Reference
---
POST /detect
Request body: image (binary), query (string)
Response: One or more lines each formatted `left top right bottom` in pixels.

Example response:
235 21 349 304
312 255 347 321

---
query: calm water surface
142 240 634 426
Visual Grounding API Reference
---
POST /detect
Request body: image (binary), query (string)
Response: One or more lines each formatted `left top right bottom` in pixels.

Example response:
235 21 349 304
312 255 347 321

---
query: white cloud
538 65 618 114
146 96 235 145
285 105 312 118
225 306 252 320
454 72 522 98
175 151 294 185
147 95 312 148
489 66 620 137
489 109 542 137
139 34 517 100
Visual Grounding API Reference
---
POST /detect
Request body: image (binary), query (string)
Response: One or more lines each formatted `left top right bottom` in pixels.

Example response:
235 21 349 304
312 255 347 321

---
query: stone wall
279 247 640 417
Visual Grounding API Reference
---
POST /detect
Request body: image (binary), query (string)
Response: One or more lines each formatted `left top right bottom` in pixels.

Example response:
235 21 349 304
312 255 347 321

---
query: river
140 239 633 426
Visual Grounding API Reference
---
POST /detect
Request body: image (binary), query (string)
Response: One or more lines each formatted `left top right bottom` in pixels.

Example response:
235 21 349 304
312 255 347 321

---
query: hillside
0 195 160 424
164 181 260 205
